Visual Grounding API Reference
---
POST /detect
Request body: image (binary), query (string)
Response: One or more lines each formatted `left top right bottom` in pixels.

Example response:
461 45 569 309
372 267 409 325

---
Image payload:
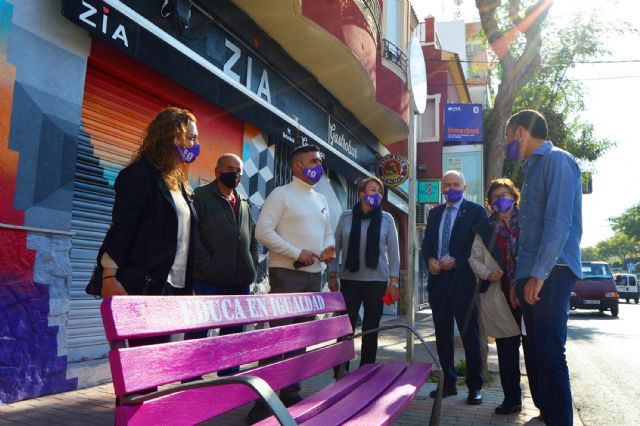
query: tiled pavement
0 311 582 425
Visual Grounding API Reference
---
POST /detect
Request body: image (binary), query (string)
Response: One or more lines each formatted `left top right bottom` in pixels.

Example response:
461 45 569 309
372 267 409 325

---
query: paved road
567 301 640 425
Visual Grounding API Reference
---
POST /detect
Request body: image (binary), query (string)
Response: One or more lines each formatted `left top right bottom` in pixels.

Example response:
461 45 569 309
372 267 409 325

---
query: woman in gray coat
328 176 400 368
469 178 541 416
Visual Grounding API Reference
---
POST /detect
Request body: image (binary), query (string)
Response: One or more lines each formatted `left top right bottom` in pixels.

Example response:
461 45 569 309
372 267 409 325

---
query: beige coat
469 234 520 339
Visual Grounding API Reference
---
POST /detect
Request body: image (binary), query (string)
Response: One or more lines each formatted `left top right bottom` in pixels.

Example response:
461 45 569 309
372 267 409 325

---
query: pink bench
100 292 443 425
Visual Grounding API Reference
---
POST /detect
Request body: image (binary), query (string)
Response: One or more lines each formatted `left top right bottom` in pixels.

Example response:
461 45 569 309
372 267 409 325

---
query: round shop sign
377 154 409 187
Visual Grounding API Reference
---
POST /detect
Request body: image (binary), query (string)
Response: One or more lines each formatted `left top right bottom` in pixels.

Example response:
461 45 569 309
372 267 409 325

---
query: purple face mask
492 197 515 213
363 193 381 208
299 163 323 184
176 144 200 163
444 188 464 203
505 139 521 161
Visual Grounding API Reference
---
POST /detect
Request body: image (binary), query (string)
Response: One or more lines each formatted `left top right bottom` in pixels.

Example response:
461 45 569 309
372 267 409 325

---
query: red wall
89 40 244 186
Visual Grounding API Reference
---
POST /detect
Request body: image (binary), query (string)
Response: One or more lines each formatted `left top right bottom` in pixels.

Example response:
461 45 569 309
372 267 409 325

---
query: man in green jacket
186 153 258 375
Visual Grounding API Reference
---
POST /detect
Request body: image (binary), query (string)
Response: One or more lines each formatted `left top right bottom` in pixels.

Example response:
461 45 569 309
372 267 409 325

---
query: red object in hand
382 293 394 305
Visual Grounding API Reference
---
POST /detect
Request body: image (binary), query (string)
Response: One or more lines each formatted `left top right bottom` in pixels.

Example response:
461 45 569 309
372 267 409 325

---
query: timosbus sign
444 103 483 145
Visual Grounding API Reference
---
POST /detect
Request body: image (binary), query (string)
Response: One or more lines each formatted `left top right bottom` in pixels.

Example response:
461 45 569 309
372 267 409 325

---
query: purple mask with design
176 144 200 163
492 197 515 213
363 193 381 208
444 188 464 203
299 163 323 184
505 139 521 161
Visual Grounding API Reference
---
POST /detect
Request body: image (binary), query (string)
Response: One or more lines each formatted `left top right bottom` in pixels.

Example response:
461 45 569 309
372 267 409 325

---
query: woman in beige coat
469 178 541 416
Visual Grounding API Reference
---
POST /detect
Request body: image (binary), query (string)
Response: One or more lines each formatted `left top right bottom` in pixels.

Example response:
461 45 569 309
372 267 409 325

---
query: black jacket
193 180 258 286
421 199 487 293
99 157 196 293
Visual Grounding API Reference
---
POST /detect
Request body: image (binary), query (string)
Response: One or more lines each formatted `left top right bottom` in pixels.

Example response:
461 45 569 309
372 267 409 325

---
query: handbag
85 263 104 298
85 263 157 298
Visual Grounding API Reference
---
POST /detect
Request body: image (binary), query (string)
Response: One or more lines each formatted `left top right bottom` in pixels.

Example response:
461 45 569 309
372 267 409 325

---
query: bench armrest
346 323 443 426
120 375 297 426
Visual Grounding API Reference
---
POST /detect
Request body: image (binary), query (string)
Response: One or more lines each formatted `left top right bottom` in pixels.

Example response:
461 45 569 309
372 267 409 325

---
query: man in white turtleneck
250 144 335 422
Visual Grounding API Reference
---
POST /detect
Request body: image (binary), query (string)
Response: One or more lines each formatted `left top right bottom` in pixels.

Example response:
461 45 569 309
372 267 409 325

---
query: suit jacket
98 157 197 293
193 180 258 286
421 199 487 293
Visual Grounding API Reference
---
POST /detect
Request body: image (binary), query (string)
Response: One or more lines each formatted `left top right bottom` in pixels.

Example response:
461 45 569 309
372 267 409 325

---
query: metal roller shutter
67 64 167 362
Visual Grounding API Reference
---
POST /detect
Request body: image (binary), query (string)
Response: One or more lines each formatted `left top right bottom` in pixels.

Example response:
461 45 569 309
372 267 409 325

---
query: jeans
184 278 250 376
516 266 577 426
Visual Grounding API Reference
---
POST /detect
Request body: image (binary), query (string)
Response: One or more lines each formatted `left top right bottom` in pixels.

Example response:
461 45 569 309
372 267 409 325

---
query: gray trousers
263 267 322 400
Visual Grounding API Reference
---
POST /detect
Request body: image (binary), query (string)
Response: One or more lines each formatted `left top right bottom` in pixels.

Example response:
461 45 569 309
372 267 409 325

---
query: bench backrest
101 292 353 425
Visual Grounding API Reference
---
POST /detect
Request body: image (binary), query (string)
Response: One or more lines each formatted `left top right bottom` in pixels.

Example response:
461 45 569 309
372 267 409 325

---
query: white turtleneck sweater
256 176 334 273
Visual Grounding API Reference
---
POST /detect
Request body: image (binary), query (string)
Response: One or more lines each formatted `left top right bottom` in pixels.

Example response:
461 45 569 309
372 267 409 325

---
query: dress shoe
429 387 457 398
467 389 482 405
247 401 271 424
494 402 522 414
281 394 303 408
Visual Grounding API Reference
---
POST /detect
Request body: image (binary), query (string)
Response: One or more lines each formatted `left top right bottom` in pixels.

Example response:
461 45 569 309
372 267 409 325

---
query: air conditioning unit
416 203 428 228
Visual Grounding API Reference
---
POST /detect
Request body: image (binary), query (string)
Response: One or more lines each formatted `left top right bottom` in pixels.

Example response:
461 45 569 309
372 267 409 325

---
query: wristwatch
390 281 399 288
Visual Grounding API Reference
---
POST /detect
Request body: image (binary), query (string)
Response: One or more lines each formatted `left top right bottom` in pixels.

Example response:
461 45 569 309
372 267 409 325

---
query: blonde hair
133 107 195 191
357 176 384 194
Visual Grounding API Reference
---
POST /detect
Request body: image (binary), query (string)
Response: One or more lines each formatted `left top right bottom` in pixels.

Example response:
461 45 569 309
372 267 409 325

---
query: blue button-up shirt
516 141 583 281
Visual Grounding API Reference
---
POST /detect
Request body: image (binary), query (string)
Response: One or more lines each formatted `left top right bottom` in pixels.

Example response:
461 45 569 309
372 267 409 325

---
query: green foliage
454 358 467 377
580 246 597 262
594 233 640 265
610 203 640 242
480 6 630 184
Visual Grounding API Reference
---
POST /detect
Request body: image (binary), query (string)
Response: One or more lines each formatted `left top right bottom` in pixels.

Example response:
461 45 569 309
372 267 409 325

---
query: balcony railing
383 39 407 74
362 0 381 36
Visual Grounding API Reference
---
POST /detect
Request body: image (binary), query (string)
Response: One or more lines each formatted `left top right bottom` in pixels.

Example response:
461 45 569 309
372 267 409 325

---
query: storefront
0 0 393 403
60 0 380 365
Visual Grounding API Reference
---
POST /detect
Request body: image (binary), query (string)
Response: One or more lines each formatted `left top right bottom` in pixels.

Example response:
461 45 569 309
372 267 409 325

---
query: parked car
614 273 639 304
570 261 619 317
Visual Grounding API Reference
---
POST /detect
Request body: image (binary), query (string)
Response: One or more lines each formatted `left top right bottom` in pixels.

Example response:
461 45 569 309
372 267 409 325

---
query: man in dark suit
422 170 487 405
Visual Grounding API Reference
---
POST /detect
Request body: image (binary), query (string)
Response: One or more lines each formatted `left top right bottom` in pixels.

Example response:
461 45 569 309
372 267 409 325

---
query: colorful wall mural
0 0 88 403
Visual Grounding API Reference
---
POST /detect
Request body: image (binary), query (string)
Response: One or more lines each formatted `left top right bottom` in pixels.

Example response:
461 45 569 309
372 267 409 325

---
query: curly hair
485 178 520 211
133 107 196 191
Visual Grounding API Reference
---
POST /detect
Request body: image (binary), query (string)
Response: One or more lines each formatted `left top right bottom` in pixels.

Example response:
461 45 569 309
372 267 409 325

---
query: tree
610 203 640 242
594 234 640 266
580 246 597 262
500 11 617 184
475 0 554 188
476 2 622 187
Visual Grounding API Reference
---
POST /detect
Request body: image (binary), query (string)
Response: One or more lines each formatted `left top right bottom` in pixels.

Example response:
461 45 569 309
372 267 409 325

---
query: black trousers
341 279 388 366
495 335 522 406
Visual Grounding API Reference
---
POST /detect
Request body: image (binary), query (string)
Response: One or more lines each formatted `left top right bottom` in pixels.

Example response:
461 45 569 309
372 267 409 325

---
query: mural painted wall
0 0 91 403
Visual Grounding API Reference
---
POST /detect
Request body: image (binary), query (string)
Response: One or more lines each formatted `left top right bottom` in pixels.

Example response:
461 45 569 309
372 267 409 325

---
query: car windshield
581 263 613 279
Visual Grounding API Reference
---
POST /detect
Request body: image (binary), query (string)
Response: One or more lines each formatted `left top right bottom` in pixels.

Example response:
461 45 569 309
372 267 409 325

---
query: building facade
0 0 416 402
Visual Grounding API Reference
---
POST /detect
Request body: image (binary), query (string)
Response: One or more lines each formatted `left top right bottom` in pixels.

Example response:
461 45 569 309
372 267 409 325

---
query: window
417 95 440 142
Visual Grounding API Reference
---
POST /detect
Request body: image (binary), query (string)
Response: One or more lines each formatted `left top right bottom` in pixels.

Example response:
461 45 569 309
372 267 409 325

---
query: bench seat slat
115 341 355 426
342 362 433 426
254 363 383 426
102 292 345 341
300 361 408 426
111 315 352 395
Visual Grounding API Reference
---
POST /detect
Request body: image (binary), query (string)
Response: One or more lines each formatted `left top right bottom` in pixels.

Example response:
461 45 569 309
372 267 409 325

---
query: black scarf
345 203 382 273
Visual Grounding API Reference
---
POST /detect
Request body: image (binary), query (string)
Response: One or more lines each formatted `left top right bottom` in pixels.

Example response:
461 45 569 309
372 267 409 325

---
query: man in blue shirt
505 110 582 426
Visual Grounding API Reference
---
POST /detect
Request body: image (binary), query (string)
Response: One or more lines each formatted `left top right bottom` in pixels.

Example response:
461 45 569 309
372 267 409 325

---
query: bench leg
429 369 444 426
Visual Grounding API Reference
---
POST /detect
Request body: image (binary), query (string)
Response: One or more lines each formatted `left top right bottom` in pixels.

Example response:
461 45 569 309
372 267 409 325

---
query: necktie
440 206 455 258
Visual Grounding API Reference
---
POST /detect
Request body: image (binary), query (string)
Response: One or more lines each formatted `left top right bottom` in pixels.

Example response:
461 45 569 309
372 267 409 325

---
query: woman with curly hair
99 107 199 297
469 178 542 416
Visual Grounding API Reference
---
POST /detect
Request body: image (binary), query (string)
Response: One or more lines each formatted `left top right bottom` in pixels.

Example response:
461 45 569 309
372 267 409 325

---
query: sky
411 0 640 247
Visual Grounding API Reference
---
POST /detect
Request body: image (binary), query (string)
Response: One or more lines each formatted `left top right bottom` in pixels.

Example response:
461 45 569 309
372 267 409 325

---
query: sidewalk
0 310 581 425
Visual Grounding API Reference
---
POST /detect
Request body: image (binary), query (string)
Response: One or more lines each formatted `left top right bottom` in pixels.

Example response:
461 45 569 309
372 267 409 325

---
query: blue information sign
444 103 483 144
